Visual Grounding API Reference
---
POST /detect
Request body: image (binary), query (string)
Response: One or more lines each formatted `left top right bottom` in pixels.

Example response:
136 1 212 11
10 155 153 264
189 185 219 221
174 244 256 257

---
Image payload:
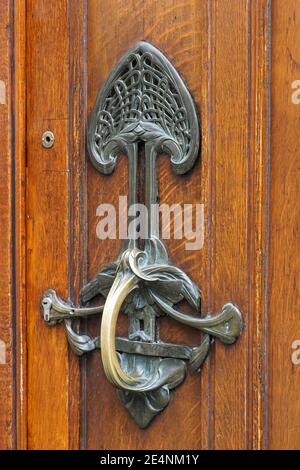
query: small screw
42 130 55 149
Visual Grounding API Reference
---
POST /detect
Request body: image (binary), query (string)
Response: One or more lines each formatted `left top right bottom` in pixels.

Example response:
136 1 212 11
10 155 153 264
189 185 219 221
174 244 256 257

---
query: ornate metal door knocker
41 41 242 428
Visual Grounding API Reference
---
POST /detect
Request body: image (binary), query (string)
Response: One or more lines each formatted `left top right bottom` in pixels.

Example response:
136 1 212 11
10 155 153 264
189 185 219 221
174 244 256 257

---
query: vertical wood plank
247 0 270 449
14 0 27 449
210 0 248 449
86 0 144 450
68 0 87 450
143 0 210 450
0 0 27 450
26 0 70 449
0 0 15 450
85 0 210 450
268 0 300 449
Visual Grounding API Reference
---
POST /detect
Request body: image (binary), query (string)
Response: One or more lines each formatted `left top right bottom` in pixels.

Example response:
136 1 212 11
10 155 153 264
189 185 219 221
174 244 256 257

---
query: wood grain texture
26 0 74 449
209 0 249 449
81 0 269 450
0 0 26 450
0 0 15 450
85 0 208 450
67 0 87 450
268 0 300 449
14 0 27 449
13 0 298 450
247 0 270 450
208 0 270 450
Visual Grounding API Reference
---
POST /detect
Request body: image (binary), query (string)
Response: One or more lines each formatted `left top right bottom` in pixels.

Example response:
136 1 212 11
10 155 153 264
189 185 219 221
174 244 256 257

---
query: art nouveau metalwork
41 42 243 428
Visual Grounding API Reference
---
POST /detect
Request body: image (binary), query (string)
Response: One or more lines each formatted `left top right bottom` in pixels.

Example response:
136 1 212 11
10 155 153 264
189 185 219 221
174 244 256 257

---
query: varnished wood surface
68 0 87 450
84 0 268 449
86 0 207 450
26 0 76 449
0 0 26 450
0 0 15 450
268 0 300 449
13 0 270 450
14 0 27 450
208 0 248 449
248 0 270 449
1 0 299 449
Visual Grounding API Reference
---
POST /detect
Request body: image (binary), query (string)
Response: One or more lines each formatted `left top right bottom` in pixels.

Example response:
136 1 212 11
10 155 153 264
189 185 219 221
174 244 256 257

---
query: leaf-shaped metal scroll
88 41 200 175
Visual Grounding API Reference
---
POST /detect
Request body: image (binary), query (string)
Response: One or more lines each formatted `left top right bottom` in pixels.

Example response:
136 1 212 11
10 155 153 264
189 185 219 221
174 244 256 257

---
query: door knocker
41 42 242 428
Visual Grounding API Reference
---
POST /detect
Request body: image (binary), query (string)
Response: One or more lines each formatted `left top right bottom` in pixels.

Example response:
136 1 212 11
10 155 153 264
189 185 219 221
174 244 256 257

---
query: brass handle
100 248 202 393
100 247 242 394
100 248 178 393
41 42 243 428
100 252 139 389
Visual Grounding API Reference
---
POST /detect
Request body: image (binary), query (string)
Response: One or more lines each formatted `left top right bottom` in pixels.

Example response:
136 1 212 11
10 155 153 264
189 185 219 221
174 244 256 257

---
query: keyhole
42 130 55 149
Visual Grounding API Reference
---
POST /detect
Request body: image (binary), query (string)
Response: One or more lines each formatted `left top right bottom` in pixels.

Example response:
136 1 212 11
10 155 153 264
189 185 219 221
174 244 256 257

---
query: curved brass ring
100 269 140 390
100 249 159 392
100 249 187 393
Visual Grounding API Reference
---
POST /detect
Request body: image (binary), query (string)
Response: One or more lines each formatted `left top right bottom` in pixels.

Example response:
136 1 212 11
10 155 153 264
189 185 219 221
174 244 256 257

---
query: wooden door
1 0 300 450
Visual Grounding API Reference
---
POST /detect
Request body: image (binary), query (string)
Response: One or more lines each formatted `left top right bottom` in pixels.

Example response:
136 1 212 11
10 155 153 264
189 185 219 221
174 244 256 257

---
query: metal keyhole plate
42 130 55 149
